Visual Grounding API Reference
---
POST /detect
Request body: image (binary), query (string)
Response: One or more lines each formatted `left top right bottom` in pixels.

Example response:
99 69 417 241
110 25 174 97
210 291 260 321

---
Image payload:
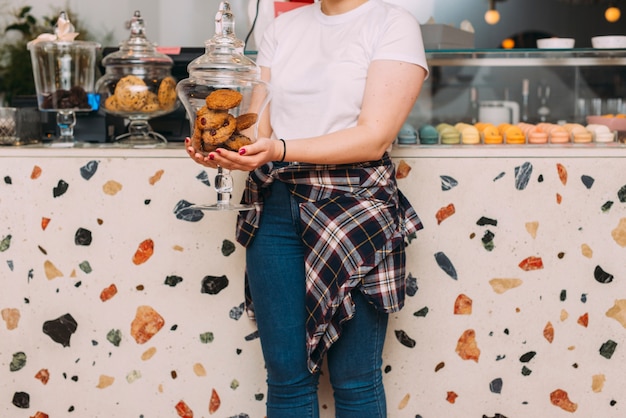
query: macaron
455 123 480 144
498 123 514 136
397 122 418 144
517 122 533 134
436 123 460 145
526 125 548 144
571 126 592 143
505 126 525 144
548 125 569 143
482 125 503 144
516 123 545 144
586 124 614 143
474 122 491 133
418 124 439 144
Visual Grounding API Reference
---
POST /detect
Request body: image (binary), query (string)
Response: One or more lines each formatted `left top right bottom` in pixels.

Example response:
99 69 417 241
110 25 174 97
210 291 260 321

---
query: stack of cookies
104 75 178 113
190 88 258 153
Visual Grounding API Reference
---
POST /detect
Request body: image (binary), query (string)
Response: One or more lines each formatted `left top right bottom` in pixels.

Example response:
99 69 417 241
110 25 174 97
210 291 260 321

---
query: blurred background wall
2 0 623 50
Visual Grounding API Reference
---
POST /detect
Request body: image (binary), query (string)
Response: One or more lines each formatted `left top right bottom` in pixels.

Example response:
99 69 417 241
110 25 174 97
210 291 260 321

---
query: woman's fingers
184 136 275 171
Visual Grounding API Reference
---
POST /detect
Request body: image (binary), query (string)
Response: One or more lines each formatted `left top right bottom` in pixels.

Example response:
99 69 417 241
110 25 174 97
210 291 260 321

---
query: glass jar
95 11 178 146
176 1 270 155
176 0 270 210
28 12 100 145
29 41 99 111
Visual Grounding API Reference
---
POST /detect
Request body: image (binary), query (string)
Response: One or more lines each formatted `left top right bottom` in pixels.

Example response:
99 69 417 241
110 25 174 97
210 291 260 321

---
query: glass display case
406 48 626 144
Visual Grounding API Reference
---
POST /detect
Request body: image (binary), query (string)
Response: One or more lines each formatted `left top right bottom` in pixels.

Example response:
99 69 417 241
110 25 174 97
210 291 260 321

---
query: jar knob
53 11 78 41
215 1 235 37
207 1 245 53
129 11 146 37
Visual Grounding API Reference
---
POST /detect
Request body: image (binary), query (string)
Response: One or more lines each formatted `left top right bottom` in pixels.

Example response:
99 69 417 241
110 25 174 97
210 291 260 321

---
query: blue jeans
246 180 389 418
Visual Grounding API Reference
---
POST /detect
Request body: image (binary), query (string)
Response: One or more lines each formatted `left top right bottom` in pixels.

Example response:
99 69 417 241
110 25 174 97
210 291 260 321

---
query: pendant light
485 0 501 25
605 4 621 22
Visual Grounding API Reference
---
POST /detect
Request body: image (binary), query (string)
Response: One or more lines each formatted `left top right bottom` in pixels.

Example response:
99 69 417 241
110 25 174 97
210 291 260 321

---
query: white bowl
591 35 626 49
537 37 575 49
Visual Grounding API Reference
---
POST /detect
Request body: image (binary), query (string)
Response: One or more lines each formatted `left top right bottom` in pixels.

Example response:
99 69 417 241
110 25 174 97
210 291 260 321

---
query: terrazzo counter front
1 145 626 418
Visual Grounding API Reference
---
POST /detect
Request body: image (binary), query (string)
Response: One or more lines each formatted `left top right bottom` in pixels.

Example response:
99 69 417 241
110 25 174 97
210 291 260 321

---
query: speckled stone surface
1 146 625 417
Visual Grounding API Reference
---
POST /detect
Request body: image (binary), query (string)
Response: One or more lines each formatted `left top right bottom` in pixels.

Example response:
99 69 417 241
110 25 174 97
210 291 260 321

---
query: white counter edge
1 143 626 159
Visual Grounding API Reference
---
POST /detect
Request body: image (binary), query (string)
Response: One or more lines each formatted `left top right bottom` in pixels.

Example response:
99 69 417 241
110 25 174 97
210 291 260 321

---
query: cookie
196 106 230 130
190 125 203 153
191 125 218 154
141 92 160 112
104 95 119 111
223 133 253 151
157 76 177 109
236 113 258 131
205 89 243 110
114 75 148 111
201 114 237 146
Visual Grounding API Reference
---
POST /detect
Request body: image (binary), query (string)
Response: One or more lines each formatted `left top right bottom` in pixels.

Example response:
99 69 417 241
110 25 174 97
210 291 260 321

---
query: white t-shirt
256 0 428 141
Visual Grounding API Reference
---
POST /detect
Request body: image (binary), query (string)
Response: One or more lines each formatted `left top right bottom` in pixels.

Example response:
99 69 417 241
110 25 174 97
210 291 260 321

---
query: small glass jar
95 11 178 145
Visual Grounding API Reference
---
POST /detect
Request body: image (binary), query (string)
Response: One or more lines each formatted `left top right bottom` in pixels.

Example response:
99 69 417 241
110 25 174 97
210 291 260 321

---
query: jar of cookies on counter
95 11 178 146
176 1 270 155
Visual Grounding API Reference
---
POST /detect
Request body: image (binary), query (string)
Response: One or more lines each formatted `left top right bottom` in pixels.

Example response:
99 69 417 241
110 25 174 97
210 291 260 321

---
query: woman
186 0 428 416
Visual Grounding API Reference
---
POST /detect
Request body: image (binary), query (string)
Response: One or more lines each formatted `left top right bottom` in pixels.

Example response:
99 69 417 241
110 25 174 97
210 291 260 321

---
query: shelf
426 48 626 66
391 142 626 159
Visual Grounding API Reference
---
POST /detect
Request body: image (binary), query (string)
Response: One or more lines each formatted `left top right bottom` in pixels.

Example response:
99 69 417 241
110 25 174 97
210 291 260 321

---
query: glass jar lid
101 11 172 68
187 1 259 80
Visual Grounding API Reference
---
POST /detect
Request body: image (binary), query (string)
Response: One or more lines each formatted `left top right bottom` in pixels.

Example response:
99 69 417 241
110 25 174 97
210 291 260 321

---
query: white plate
591 35 626 49
536 37 575 49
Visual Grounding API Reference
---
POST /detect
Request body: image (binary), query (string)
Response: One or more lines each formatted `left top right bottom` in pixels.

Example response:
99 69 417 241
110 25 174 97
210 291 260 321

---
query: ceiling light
485 0 501 25
501 38 515 49
605 5 621 22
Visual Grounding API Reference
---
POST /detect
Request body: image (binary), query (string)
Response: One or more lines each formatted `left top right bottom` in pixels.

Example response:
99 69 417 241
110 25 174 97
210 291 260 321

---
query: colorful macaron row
411 122 617 145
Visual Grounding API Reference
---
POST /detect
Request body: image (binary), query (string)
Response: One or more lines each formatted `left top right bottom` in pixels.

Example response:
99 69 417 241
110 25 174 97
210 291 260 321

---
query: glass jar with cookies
95 11 178 146
176 1 270 210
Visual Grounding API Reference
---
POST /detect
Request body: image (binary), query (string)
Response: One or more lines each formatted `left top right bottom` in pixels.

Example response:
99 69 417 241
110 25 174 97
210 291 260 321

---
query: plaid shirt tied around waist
236 154 423 373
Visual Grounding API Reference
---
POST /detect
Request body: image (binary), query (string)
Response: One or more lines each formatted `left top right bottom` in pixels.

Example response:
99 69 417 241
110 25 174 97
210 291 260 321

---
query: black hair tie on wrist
279 138 286 162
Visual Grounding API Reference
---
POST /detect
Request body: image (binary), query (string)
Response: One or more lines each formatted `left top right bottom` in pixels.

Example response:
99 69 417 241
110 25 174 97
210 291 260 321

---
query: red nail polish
215 149 222 155
209 154 215 160
239 148 246 155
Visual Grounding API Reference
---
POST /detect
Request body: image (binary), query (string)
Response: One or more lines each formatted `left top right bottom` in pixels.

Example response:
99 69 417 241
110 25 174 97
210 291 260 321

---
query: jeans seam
370 308 385 418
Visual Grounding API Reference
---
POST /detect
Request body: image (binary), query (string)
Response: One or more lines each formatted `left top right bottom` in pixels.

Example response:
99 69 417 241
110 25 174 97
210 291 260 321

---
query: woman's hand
185 138 217 168
184 137 283 171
